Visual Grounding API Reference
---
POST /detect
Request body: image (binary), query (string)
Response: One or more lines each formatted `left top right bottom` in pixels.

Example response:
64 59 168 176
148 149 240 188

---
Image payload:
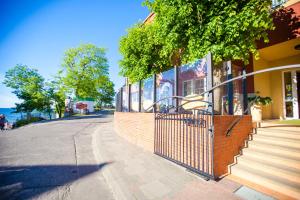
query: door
283 71 299 119
297 71 300 118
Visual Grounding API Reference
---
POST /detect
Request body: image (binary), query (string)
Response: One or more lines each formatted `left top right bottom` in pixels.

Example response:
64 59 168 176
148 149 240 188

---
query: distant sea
0 108 56 123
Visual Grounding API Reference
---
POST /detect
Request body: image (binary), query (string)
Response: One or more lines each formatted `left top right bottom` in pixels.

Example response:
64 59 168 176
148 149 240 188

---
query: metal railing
154 96 215 179
147 64 300 135
117 62 300 179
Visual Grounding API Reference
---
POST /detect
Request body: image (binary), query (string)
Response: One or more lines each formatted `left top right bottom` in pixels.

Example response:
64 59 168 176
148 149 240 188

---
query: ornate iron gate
154 108 214 179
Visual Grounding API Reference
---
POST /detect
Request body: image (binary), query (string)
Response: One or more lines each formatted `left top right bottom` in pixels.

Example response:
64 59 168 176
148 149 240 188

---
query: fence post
153 74 157 113
120 87 123 112
225 61 234 115
174 66 179 111
242 68 248 114
206 52 214 114
128 84 131 112
138 80 142 112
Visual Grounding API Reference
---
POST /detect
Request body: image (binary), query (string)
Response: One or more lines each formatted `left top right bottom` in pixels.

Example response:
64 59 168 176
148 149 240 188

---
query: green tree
3 65 46 118
119 23 171 82
120 0 274 82
45 78 67 118
61 44 115 105
96 77 115 108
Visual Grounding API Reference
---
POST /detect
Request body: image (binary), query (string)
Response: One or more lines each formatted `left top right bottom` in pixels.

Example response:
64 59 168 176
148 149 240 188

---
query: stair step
257 129 300 140
258 127 300 134
242 148 300 170
231 164 300 199
236 156 300 184
253 134 300 150
248 141 300 160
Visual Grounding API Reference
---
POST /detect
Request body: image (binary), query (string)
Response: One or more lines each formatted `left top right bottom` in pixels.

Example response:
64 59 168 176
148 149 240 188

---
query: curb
92 125 132 200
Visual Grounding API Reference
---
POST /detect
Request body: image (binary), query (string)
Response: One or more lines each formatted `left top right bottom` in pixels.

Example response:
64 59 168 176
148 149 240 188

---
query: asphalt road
0 114 114 200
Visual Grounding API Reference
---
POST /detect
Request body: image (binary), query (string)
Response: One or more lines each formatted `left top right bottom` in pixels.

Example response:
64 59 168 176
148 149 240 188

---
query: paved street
0 114 114 200
0 113 273 200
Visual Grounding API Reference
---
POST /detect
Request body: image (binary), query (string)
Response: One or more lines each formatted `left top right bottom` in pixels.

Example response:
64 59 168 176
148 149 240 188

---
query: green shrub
15 117 44 128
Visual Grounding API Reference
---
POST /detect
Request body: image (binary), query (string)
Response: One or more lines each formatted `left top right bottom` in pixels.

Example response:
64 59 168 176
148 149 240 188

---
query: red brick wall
114 112 155 152
257 2 300 49
114 112 252 178
213 115 252 177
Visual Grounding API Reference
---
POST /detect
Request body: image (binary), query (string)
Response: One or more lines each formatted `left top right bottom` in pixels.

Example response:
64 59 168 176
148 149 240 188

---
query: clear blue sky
0 0 149 108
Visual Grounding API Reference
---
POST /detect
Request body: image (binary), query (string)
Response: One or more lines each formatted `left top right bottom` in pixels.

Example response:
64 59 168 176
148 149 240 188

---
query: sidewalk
94 121 243 200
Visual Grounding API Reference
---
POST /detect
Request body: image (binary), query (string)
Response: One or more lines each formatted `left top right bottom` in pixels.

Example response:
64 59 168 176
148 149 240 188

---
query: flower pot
251 104 262 123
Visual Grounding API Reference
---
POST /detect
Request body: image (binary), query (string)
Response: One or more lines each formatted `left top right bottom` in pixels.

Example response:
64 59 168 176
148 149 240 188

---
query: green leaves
119 0 274 81
61 44 115 104
4 44 115 117
3 65 47 114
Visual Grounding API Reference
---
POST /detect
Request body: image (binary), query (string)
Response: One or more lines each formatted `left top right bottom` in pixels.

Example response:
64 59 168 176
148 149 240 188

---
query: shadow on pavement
0 162 111 200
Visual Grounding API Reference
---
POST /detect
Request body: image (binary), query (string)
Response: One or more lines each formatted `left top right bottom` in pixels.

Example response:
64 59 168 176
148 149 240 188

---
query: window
194 79 205 95
183 78 206 97
183 80 192 96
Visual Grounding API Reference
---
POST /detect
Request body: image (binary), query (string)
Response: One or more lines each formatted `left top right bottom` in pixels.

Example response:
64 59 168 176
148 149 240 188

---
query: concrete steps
231 164 300 199
236 156 300 184
230 127 300 199
257 129 300 140
253 134 300 149
248 141 300 160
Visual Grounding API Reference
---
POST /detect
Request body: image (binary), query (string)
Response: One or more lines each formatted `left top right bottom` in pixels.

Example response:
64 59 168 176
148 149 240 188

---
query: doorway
297 71 300 118
283 71 300 119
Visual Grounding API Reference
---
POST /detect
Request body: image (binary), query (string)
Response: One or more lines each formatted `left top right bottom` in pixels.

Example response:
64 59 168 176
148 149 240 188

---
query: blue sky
0 0 149 108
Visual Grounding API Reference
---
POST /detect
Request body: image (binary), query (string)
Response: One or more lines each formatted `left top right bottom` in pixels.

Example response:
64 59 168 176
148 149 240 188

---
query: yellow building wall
253 58 272 119
254 54 300 119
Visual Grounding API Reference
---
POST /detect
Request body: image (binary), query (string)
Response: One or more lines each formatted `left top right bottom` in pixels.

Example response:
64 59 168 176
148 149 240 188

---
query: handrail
145 64 300 112
225 95 259 136
145 95 212 112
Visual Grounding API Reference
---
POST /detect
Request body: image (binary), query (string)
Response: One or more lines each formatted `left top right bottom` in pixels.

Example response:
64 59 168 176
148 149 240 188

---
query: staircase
229 126 300 199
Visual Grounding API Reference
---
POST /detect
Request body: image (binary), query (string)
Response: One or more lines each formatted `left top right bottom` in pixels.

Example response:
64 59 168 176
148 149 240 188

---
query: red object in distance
76 102 87 109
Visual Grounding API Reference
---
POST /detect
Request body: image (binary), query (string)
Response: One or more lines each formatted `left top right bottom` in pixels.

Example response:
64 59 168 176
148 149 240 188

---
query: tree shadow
0 162 112 200
258 7 300 48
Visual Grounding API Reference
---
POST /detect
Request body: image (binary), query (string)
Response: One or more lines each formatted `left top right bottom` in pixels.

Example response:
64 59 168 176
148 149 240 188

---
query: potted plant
248 92 272 126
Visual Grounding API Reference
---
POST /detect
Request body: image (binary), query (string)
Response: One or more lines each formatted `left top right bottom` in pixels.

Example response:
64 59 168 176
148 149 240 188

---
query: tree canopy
3 65 46 114
60 44 115 104
119 0 274 82
3 65 66 118
3 44 116 119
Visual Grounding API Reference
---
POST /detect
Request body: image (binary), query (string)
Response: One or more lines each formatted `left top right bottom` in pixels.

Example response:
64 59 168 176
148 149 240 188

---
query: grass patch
276 119 300 125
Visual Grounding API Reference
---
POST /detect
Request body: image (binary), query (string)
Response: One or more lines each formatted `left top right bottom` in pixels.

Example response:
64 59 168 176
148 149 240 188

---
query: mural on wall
141 77 154 111
156 68 175 112
178 59 208 109
130 83 139 112
122 86 128 112
179 59 207 78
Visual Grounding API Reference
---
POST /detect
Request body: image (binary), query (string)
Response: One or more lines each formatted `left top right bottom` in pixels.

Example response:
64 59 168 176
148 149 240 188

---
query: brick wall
114 112 252 178
114 112 155 152
213 115 252 177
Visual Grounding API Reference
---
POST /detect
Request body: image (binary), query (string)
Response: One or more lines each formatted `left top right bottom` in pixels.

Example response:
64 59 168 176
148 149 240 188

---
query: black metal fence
154 104 214 178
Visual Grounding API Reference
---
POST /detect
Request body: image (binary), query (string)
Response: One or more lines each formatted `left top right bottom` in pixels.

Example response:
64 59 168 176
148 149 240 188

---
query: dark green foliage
119 0 274 82
248 95 273 106
15 117 44 128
